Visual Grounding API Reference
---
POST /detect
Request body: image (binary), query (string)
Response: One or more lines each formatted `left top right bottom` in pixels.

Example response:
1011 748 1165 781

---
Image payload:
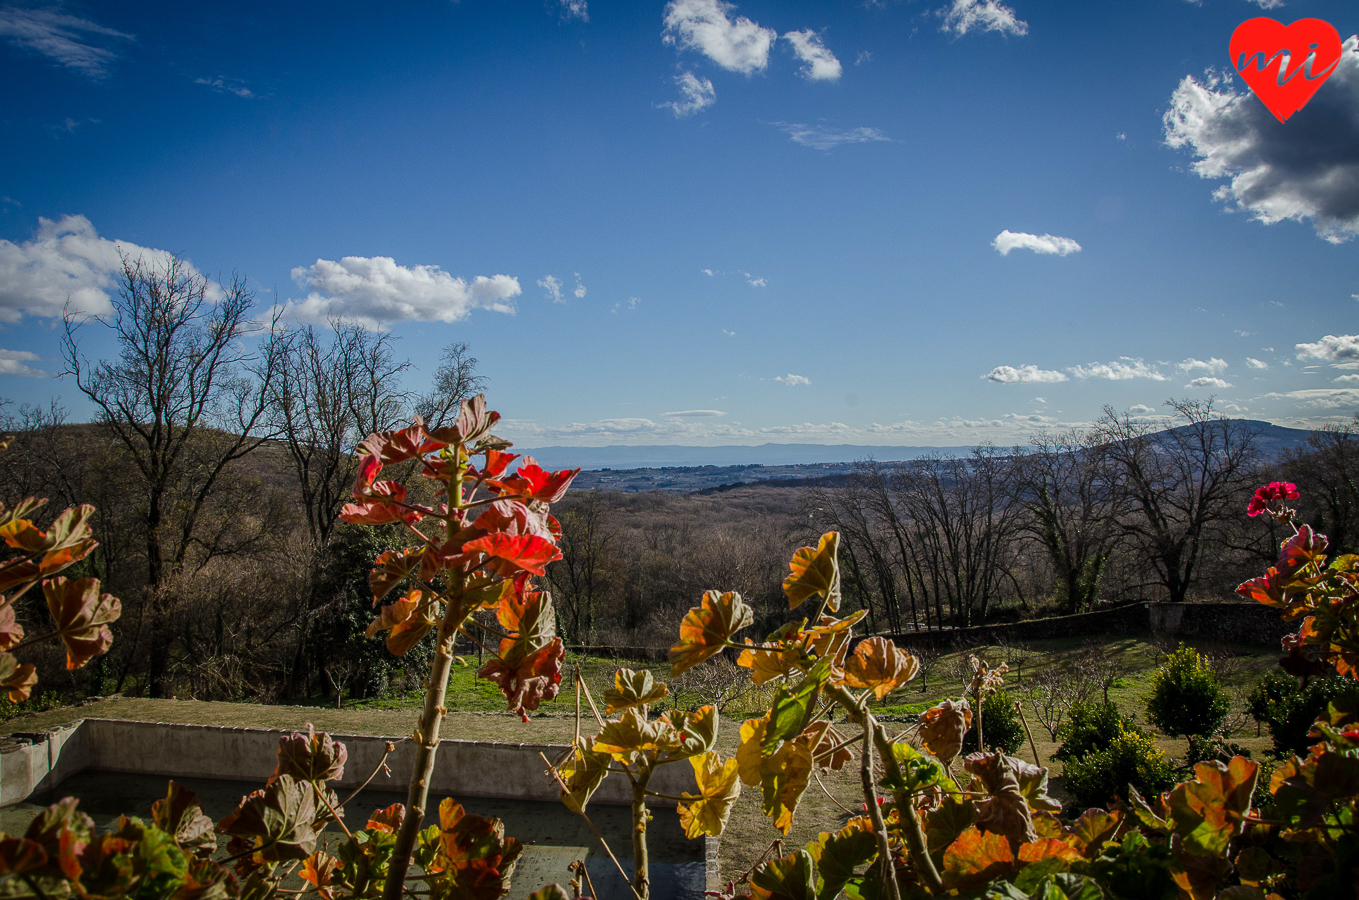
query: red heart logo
1229 17 1343 122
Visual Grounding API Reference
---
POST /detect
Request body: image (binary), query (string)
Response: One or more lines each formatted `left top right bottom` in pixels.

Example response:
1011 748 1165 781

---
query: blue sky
1 0 1356 448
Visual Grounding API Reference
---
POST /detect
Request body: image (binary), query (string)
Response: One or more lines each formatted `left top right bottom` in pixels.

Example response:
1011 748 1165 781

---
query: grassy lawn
0 635 1287 885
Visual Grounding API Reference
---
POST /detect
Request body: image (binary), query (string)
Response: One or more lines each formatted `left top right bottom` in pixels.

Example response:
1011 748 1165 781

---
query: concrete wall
1 719 699 810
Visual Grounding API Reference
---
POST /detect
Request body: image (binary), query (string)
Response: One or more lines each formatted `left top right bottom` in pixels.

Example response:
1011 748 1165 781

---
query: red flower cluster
1247 481 1299 518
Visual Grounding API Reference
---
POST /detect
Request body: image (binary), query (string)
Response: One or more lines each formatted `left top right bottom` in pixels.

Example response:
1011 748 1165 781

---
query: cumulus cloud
661 71 716 117
0 349 49 378
573 273 586 299
0 7 132 78
1129 404 1157 415
278 256 520 329
1068 358 1167 381
1163 39 1359 243
775 373 810 386
1246 357 1270 369
992 230 1082 256
1177 357 1228 375
984 365 1068 384
663 409 725 417
538 275 564 303
0 214 186 323
662 0 775 74
1186 376 1232 388
1333 374 1359 384
1297 334 1359 362
939 0 1028 37
771 122 890 150
559 0 588 22
782 29 841 81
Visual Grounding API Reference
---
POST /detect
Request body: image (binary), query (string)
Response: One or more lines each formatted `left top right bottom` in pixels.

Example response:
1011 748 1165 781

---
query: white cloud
611 297 640 314
701 268 715 276
1245 357 1269 369
0 7 132 78
0 349 49 378
1334 374 1359 384
856 50 872 66
721 328 735 336
782 30 841 81
1176 357 1228 375
1129 404 1157 415
775 373 811 386
1245 0 1285 8
278 256 520 329
559 0 588 22
538 275 564 303
1297 334 1359 362
747 275 766 287
194 76 253 98
992 230 1082 256
661 71 716 117
1259 388 1359 409
0 214 188 323
1186 376 1232 388
663 409 725 417
984 365 1068 384
1068 358 1167 381
1164 40 1359 243
662 0 776 74
939 0 1028 37
771 122 890 150
573 273 586 299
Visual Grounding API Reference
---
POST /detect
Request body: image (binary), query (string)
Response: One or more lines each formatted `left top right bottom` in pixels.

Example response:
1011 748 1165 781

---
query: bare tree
415 341 486 431
1287 417 1359 555
270 323 411 547
62 253 283 696
1091 399 1260 604
1021 665 1092 741
545 492 615 644
1013 429 1122 613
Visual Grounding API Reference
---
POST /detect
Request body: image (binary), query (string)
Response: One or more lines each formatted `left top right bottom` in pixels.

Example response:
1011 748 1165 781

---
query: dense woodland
1 256 1357 705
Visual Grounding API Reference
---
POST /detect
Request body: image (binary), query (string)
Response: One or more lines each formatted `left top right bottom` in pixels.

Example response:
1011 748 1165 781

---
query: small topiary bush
1248 671 1354 756
1054 699 1131 761
1144 642 1230 738
1062 723 1176 810
961 689 1024 754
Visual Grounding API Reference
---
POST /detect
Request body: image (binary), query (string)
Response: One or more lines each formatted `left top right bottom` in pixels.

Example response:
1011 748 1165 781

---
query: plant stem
1015 701 1041 767
632 766 654 900
861 724 901 900
828 682 945 895
382 466 467 900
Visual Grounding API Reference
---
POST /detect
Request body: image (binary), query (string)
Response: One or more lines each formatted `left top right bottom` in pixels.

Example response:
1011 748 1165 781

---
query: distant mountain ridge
520 420 1315 472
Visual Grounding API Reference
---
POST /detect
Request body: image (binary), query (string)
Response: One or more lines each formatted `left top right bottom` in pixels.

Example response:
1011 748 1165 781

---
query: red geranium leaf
354 455 382 495
500 463 580 504
358 425 429 466
463 533 561 577
370 547 424 604
1277 525 1327 581
479 449 519 480
301 851 342 900
274 724 348 784
366 803 405 833
0 653 36 702
0 558 39 594
1236 569 1286 607
426 394 500 447
0 602 24 651
0 836 48 877
478 637 564 722
43 577 120 669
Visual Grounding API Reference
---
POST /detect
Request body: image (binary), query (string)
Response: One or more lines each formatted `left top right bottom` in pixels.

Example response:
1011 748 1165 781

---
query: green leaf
215 774 319 863
1166 757 1258 857
749 849 818 900
558 739 611 814
603 668 669 715
883 742 954 795
661 704 719 759
151 780 217 857
763 658 831 755
806 821 877 900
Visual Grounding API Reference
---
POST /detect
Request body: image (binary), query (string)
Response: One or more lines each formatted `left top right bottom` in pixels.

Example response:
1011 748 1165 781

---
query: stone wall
876 602 1291 653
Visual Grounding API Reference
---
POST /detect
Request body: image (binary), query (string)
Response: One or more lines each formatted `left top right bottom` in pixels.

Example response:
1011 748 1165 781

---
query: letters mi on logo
1230 18 1344 122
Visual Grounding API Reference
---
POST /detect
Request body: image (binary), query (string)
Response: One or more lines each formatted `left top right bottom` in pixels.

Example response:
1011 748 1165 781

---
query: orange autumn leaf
782 532 841 612
670 590 753 676
300 851 342 900
842 636 919 700
919 699 972 767
942 827 1015 889
462 533 562 577
42 576 120 669
1017 837 1082 864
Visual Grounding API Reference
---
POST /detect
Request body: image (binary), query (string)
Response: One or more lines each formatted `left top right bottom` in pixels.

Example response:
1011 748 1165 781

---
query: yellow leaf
677 752 741 838
604 668 669 714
